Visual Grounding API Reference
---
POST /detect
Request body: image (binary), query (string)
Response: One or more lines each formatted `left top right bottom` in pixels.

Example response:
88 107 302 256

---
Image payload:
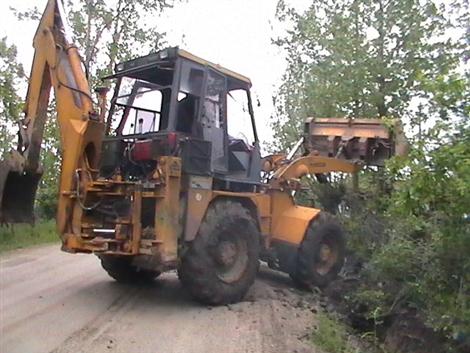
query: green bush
311 312 358 353
344 124 470 338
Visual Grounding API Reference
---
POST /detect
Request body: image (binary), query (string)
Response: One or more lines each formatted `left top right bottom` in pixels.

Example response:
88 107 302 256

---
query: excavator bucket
303 117 408 166
0 160 42 224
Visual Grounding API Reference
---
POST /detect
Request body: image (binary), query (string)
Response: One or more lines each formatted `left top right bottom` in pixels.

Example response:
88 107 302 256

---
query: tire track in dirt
1 245 321 353
51 287 143 353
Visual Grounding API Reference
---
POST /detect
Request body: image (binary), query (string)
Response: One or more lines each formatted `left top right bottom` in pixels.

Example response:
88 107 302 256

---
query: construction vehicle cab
102 48 261 189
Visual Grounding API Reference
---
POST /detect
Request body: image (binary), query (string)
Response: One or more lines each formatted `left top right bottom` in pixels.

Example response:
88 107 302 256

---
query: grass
0 220 59 253
311 312 358 353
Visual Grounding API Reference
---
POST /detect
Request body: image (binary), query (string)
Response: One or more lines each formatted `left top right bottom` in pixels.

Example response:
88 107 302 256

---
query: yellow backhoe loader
0 0 406 304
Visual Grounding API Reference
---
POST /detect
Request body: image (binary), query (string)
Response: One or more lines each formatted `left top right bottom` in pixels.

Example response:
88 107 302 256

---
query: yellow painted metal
154 157 182 262
269 190 321 245
4 0 380 270
184 186 314 247
131 186 143 254
178 49 251 85
269 155 360 189
263 155 360 245
11 0 105 238
272 206 321 245
252 194 271 237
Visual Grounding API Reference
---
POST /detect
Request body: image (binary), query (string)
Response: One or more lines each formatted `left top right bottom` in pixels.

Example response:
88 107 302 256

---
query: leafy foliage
274 0 470 346
311 312 351 353
36 110 61 219
379 123 470 335
311 311 366 353
272 0 467 151
0 38 25 158
64 0 173 82
13 0 174 84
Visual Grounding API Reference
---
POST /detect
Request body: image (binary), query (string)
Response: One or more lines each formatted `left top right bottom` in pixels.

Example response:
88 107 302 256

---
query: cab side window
202 70 227 171
202 70 225 130
227 89 255 146
177 63 204 133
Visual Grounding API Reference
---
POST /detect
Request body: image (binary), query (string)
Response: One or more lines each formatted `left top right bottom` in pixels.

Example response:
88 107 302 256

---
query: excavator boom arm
0 0 103 225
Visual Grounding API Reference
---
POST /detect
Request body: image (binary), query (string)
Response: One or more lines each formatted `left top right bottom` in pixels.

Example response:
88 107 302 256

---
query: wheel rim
212 235 249 284
314 238 338 276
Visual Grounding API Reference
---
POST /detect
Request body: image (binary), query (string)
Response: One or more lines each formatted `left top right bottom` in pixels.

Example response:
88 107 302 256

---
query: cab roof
177 48 251 85
108 46 252 86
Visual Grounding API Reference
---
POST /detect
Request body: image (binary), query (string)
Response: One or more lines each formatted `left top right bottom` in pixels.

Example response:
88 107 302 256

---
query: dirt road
0 244 321 353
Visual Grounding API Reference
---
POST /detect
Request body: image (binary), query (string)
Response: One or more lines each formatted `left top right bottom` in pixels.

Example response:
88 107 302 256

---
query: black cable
56 44 97 107
57 78 96 106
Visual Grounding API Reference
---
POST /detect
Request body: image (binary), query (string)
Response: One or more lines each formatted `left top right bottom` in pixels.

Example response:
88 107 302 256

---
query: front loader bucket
304 117 408 166
0 161 42 224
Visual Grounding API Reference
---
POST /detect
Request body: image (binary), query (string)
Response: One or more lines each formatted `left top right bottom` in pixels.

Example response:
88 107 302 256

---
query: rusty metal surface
154 156 181 263
131 186 143 254
304 117 408 166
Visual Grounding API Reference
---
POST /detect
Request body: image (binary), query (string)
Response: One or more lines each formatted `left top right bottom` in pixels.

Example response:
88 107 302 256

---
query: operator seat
176 95 196 134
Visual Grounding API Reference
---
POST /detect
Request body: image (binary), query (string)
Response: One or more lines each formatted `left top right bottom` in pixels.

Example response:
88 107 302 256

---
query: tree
273 0 470 343
13 0 174 83
67 0 173 82
272 0 468 150
0 38 25 158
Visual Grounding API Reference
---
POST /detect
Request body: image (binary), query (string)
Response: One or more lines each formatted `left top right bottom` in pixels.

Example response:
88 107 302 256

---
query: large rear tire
178 200 260 305
290 212 345 289
100 255 160 283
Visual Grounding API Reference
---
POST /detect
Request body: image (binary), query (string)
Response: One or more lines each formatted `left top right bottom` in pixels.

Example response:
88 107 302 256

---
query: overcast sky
0 0 310 145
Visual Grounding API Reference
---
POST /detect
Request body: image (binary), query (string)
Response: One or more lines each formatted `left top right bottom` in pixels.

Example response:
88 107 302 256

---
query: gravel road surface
0 244 321 353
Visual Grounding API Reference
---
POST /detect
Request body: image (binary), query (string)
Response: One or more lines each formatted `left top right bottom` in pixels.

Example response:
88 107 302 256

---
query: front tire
178 200 260 305
290 212 345 289
100 255 160 283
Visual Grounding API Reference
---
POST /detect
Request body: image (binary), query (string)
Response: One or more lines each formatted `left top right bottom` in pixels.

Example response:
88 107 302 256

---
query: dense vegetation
273 0 469 348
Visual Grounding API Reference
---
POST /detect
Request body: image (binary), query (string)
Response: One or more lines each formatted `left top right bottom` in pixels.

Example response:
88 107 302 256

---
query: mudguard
271 204 321 245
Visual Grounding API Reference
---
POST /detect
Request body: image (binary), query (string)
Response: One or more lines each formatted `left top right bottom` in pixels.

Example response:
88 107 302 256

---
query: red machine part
132 140 153 161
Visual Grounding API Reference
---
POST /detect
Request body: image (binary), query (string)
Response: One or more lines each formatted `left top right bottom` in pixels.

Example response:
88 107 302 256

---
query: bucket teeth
304 118 408 166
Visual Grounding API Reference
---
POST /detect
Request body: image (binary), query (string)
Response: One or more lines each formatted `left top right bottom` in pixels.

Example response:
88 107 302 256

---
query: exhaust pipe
0 159 42 224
